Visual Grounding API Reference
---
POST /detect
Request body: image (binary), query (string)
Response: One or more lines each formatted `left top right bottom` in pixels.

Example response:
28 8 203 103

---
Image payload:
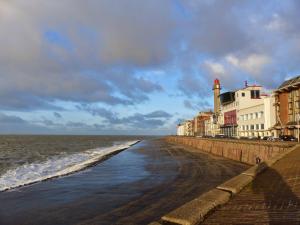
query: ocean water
0 135 149 191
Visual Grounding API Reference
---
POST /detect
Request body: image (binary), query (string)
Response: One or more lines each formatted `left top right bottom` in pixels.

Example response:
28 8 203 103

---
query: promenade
202 145 300 224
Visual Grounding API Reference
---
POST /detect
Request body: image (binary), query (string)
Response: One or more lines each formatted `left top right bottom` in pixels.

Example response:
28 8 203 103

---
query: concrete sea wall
148 138 298 225
165 136 295 165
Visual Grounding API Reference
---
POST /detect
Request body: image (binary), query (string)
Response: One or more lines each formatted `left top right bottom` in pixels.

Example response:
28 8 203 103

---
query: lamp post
297 113 300 143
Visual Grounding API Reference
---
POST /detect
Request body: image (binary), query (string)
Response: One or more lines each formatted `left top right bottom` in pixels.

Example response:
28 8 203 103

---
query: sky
1 0 300 135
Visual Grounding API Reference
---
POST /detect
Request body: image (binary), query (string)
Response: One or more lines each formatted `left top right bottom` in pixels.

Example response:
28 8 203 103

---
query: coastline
0 138 248 225
0 140 140 192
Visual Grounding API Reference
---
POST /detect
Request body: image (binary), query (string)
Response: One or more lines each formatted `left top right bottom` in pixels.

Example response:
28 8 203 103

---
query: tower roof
214 79 220 85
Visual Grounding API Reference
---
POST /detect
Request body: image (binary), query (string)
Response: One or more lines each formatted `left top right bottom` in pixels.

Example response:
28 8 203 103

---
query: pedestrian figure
256 156 261 164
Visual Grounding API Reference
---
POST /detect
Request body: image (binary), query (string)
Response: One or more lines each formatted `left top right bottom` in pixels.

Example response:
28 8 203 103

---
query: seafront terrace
151 137 300 225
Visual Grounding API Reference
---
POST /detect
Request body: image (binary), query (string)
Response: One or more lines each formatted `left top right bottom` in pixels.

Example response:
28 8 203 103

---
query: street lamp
297 113 300 143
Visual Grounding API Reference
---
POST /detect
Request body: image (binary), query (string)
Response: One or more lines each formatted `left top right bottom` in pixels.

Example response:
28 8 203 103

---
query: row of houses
177 76 300 139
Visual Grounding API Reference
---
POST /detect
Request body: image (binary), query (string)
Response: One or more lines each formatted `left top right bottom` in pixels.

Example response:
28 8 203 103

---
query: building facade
177 123 185 136
219 83 276 138
184 120 194 136
194 112 213 136
273 76 300 139
177 78 279 139
219 91 238 137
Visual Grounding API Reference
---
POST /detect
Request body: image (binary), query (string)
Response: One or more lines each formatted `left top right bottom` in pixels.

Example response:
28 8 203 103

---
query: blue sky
0 0 300 135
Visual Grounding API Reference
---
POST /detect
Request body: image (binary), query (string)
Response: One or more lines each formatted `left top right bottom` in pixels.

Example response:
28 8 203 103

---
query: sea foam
0 140 139 192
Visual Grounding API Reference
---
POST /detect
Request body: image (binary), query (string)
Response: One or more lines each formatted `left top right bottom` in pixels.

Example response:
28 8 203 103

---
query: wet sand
0 139 249 225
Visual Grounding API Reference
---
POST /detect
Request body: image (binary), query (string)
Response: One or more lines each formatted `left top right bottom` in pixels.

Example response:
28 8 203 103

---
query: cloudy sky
0 0 300 135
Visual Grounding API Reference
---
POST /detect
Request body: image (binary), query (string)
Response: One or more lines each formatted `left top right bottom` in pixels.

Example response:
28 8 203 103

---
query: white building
238 94 275 137
218 83 276 138
177 123 185 136
176 120 194 136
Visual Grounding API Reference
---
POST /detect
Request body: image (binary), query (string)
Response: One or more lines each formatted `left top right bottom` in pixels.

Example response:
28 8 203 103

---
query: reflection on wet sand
0 139 248 225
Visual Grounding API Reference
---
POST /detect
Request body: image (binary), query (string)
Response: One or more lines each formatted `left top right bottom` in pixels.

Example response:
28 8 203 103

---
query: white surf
0 140 139 192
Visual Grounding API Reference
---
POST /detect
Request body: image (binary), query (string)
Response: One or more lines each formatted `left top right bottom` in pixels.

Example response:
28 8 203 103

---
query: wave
0 140 140 192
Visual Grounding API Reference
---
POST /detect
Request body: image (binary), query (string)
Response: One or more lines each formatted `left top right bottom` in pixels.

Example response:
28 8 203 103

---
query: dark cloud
1 0 300 124
77 105 173 129
144 110 172 119
0 0 169 110
181 0 251 56
0 113 52 134
183 99 212 111
178 74 212 98
0 113 26 124
53 112 62 118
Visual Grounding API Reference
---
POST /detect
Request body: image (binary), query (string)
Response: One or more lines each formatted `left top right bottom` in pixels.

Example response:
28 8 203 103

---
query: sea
0 135 248 225
0 135 148 192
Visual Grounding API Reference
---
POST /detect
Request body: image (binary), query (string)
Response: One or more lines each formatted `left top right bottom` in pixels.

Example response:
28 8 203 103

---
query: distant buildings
177 76 300 140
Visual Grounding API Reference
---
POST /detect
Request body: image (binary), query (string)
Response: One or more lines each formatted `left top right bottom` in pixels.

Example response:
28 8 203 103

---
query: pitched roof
278 75 300 90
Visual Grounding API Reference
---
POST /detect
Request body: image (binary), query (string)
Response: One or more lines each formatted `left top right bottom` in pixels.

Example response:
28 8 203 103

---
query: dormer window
251 90 260 99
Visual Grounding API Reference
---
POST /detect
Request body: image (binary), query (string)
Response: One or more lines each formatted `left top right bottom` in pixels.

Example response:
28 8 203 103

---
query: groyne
165 136 295 165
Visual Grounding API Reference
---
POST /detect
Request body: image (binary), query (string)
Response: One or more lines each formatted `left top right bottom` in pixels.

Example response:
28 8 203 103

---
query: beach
0 137 248 225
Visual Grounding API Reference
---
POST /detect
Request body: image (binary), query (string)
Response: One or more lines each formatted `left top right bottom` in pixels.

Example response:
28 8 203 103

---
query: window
261 124 265 130
251 90 260 99
246 125 249 130
251 125 254 130
255 112 258 119
258 112 261 118
250 113 253 119
242 92 245 97
256 124 259 130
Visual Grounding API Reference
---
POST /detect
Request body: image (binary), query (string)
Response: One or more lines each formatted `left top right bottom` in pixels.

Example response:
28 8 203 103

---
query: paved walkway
203 146 300 225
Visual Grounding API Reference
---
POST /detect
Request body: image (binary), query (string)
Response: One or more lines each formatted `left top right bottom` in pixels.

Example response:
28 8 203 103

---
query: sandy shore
0 139 249 225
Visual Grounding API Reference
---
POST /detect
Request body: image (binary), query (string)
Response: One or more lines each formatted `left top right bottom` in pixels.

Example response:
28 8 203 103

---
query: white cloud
226 54 271 75
265 14 286 31
203 60 226 75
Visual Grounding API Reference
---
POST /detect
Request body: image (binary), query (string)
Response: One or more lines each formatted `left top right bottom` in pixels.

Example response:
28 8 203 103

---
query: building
218 82 276 138
204 115 214 136
183 120 194 136
219 91 238 136
177 123 185 136
194 112 213 136
238 92 275 138
177 78 277 139
263 94 276 137
273 76 300 139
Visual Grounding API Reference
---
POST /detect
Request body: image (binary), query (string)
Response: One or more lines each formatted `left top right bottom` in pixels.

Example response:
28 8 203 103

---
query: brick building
194 112 213 136
273 76 300 139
